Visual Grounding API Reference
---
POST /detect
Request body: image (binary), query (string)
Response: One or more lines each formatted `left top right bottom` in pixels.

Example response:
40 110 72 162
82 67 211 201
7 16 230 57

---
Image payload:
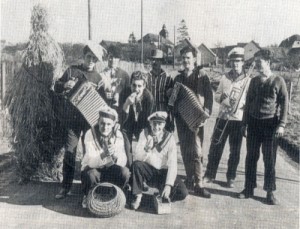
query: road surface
0 103 299 229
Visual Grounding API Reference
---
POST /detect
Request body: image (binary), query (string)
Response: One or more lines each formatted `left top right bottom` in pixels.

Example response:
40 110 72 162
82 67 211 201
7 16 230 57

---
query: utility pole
141 0 143 64
88 0 92 40
173 25 175 69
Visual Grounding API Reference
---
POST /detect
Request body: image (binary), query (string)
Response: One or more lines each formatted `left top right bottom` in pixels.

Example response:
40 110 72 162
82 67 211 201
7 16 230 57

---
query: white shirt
81 129 127 171
134 129 177 186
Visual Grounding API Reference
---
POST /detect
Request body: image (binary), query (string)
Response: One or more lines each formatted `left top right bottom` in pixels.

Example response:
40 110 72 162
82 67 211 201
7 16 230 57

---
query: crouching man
81 107 130 208
130 111 188 210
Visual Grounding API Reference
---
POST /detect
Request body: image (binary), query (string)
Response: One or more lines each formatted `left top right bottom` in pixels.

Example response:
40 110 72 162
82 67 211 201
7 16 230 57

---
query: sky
1 0 300 48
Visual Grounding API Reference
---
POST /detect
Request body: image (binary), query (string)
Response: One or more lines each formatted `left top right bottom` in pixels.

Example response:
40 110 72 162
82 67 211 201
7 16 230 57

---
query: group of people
53 40 288 210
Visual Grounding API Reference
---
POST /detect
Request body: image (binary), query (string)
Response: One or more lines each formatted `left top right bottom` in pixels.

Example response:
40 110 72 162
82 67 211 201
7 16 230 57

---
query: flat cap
228 47 244 60
99 107 118 122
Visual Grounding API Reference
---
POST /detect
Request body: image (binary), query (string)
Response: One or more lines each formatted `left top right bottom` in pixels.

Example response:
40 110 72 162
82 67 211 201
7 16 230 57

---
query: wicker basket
87 182 126 218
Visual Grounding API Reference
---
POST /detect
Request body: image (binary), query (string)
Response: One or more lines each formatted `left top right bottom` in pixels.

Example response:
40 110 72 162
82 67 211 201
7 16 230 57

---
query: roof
198 43 216 56
138 33 174 45
279 34 300 48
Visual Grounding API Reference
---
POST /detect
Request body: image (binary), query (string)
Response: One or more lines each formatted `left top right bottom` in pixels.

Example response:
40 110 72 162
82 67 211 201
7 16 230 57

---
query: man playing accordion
204 47 250 188
173 46 213 198
54 42 105 199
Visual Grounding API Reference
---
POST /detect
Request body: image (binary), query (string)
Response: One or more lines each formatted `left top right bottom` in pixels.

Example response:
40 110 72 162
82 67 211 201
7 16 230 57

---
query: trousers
175 115 204 186
205 119 243 180
131 161 188 201
81 165 130 195
244 116 278 192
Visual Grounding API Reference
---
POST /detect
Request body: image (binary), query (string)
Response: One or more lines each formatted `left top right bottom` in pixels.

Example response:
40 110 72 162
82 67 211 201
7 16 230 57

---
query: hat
148 111 168 122
228 47 244 60
99 107 118 122
83 41 106 61
151 49 164 59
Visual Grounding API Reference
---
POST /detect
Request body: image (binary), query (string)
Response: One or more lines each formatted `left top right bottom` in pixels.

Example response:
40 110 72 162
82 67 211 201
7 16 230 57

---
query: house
242 41 261 62
138 33 174 46
198 43 217 66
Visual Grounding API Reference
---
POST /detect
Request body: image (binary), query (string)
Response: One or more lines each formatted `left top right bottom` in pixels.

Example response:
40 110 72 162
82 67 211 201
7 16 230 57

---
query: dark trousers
131 161 188 201
244 116 278 192
205 119 243 180
175 115 204 186
62 115 89 191
81 165 130 195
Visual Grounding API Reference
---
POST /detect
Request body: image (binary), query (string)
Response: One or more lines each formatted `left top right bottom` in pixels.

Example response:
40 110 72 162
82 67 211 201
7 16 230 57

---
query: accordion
169 82 210 132
68 80 108 127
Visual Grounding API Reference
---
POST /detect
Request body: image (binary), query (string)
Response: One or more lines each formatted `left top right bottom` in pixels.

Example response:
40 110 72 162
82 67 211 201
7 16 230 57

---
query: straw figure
5 4 65 183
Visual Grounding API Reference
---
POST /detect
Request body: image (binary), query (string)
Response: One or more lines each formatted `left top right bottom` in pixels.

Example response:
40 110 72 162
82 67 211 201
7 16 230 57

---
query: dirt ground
0 103 299 229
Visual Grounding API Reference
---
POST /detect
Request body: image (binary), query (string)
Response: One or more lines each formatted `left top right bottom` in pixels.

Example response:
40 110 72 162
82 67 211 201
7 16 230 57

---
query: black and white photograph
0 0 299 228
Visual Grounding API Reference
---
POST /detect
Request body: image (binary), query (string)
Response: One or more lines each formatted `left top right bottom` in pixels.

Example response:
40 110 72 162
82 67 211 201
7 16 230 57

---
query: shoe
227 179 235 188
82 195 87 208
55 188 70 199
203 177 215 184
194 185 211 198
184 179 194 190
238 189 254 199
131 194 142 210
266 192 279 205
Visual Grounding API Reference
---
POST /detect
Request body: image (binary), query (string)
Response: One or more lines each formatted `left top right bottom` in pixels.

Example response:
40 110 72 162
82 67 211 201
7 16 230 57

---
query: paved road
0 104 299 229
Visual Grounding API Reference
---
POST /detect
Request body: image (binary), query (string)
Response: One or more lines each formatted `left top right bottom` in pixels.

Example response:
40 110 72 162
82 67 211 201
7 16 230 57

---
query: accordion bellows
87 183 126 218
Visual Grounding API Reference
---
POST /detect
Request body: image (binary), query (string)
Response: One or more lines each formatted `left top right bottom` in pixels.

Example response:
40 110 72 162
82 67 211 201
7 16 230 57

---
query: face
131 79 146 96
84 51 98 71
182 51 196 70
152 59 162 72
255 57 270 75
150 121 166 135
98 117 115 136
108 55 120 68
230 59 244 74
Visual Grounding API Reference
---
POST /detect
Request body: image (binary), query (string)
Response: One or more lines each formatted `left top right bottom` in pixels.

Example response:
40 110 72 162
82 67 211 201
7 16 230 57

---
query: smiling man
80 107 130 208
173 46 213 198
239 49 288 205
54 41 105 199
204 47 250 188
130 111 188 210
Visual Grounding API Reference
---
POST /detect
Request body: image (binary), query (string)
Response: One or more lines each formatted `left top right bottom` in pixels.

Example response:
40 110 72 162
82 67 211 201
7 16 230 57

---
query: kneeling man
81 107 130 208
130 111 188 210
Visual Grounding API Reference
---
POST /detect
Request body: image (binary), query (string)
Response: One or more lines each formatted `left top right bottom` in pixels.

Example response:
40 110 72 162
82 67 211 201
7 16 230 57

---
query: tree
128 32 137 44
177 19 190 44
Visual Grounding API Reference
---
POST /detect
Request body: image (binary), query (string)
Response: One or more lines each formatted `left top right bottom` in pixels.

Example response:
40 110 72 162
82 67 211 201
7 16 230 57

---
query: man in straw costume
238 49 288 205
204 47 250 188
54 41 105 199
146 49 174 132
173 45 213 198
81 107 130 208
130 111 188 210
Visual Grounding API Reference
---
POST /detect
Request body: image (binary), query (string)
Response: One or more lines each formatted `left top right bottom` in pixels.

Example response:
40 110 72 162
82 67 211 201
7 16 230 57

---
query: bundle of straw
5 4 65 181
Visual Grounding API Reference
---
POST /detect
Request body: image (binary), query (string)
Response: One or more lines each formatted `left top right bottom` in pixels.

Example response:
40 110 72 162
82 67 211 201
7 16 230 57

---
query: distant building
243 41 261 62
198 43 217 66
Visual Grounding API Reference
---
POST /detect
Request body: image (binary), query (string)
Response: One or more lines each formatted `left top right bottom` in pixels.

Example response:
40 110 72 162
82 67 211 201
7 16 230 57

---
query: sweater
134 129 177 186
243 74 288 127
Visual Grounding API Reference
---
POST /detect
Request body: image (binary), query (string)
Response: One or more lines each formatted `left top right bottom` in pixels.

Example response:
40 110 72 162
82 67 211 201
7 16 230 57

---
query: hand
126 92 137 105
229 97 236 107
107 144 116 156
220 92 229 102
275 126 285 138
241 125 247 137
64 79 77 90
161 185 171 200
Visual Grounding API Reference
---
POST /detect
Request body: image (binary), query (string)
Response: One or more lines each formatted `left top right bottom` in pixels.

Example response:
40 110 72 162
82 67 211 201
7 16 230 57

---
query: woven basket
87 182 126 218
